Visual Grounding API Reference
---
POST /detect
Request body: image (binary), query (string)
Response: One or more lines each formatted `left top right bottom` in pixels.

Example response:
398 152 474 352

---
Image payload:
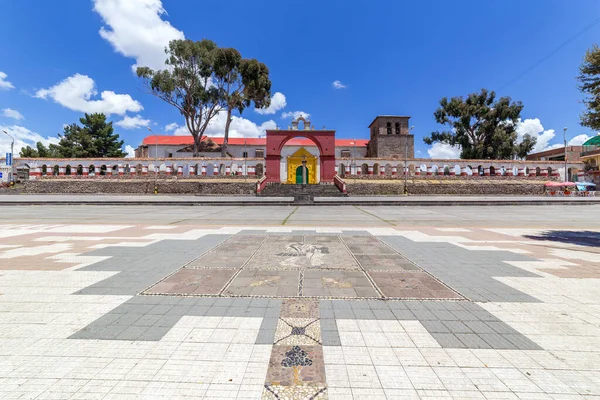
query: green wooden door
296 166 308 184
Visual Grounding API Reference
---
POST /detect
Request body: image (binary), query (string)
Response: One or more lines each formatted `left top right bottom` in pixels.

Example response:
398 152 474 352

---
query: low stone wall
22 179 256 195
23 178 550 196
342 175 554 181
346 180 547 196
34 174 259 180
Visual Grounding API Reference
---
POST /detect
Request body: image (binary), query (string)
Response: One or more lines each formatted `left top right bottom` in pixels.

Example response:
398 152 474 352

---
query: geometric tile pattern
319 300 542 350
1 223 600 399
144 232 468 300
380 236 542 303
264 299 328 399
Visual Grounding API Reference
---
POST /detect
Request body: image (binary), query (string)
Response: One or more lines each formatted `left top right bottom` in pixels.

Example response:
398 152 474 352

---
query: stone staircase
258 183 345 201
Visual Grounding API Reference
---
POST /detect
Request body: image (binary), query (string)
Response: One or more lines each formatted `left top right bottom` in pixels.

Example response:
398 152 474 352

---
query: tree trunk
193 134 201 157
221 108 233 157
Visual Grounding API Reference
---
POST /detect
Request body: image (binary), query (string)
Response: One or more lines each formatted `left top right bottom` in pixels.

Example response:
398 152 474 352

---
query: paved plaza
0 205 599 399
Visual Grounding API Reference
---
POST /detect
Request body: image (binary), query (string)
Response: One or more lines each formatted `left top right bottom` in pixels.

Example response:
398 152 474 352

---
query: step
259 183 345 198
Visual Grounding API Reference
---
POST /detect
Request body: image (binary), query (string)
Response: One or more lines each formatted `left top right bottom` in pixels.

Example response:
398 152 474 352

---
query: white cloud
254 92 287 115
0 125 59 155
568 134 591 146
516 118 556 153
171 125 189 136
427 142 462 159
115 114 151 129
0 72 14 90
281 111 310 120
35 74 143 116
164 122 179 132
206 111 276 138
93 0 185 71
167 112 276 139
124 145 136 157
425 119 594 158
1 108 24 120
332 80 347 89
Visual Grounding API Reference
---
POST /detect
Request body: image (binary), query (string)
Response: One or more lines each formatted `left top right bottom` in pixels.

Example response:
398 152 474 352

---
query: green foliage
578 44 600 130
19 142 61 158
136 39 273 157
213 48 272 156
424 89 535 159
137 39 222 156
50 113 126 158
37 142 58 157
19 145 39 157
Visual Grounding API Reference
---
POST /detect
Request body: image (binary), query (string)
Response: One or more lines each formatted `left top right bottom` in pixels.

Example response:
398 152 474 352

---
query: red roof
142 135 368 147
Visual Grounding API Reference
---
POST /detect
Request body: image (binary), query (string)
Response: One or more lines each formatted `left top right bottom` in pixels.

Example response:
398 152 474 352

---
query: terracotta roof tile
141 135 368 147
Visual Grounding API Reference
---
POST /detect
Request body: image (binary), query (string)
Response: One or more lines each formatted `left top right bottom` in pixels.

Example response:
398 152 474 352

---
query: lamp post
563 127 568 182
349 139 356 178
2 130 14 184
404 126 414 195
147 127 158 193
244 139 247 180
301 155 306 187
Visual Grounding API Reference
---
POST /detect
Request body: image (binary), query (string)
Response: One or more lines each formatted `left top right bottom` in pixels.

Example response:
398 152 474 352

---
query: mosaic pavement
0 223 600 399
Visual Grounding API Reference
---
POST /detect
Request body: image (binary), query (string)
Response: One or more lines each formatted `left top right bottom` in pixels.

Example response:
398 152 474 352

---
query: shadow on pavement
524 230 600 248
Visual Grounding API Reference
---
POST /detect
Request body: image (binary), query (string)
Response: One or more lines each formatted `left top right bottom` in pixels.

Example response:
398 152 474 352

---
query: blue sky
1 0 600 158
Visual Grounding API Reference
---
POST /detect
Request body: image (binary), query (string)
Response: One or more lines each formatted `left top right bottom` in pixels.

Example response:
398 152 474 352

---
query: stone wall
22 179 256 195
374 135 415 159
344 175 553 181
19 178 567 196
346 180 547 196
368 116 414 158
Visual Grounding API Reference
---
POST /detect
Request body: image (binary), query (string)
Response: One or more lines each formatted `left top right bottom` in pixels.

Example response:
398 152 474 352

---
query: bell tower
367 116 414 158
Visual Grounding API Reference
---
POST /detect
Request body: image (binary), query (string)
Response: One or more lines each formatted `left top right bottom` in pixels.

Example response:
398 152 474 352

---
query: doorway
296 165 309 184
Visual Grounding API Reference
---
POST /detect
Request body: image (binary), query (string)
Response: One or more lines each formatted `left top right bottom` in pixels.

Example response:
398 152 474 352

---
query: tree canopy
424 89 536 159
137 39 272 157
19 142 59 158
213 47 271 156
578 44 600 130
19 113 126 158
137 39 222 157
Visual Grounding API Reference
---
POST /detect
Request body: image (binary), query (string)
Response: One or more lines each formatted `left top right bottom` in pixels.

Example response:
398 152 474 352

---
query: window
255 149 265 158
395 122 400 135
341 150 351 158
242 151 248 158
386 122 392 135
168 153 173 158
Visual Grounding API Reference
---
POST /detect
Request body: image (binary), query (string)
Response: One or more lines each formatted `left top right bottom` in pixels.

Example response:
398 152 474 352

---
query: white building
135 136 369 159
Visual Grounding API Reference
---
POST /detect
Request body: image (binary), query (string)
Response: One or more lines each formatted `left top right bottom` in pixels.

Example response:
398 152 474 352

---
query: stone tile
263 385 327 399
222 270 299 297
303 270 379 298
144 268 236 295
429 332 467 348
245 237 359 270
369 272 463 299
265 345 326 386
344 241 397 255
274 318 321 346
282 298 320 318
355 254 421 271
455 333 491 349
378 236 542 303
187 253 249 268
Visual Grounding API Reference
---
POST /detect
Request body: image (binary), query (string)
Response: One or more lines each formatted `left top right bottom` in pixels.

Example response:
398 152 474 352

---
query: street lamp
404 126 414 195
348 139 357 178
2 130 14 184
147 126 158 193
563 127 568 182
244 139 247 180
